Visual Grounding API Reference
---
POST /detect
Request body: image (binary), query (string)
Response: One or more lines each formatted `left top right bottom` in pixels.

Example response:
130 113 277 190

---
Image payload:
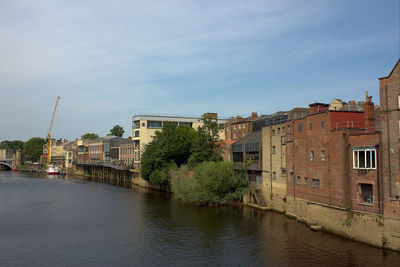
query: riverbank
15 166 400 252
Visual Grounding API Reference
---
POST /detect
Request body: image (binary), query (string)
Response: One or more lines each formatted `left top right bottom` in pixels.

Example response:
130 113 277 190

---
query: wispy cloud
0 0 398 140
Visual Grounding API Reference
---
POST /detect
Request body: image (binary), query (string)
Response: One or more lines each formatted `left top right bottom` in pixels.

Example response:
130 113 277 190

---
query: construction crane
46 96 61 163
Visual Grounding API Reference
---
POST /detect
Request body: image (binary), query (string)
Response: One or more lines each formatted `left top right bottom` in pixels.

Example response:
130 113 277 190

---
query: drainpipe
270 125 273 198
384 83 393 198
343 130 351 210
376 144 382 215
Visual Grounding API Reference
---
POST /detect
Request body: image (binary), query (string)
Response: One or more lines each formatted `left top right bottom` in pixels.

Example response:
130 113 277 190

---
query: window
134 131 140 137
304 177 308 185
321 150 326 161
227 127 229 131
179 122 193 127
242 132 245 137
133 120 140 129
246 152 259 164
282 127 285 132
233 133 237 139
297 176 301 184
233 152 243 163
272 130 275 136
359 184 373 204
243 124 246 129
312 178 320 188
272 146 276 154
281 169 286 176
142 122 145 127
272 172 276 180
309 122 313 131
298 123 302 132
234 125 236 130
321 120 325 129
278 128 281 134
239 124 242 129
398 95 400 109
147 121 162 128
310 150 314 161
353 148 376 169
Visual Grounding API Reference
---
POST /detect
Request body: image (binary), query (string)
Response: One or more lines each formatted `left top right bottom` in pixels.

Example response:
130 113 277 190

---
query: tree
188 114 224 168
22 137 46 161
81 133 99 140
140 122 197 184
0 140 24 151
109 125 124 137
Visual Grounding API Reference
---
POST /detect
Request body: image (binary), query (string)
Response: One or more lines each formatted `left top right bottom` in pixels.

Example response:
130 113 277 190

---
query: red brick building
225 112 258 141
379 59 400 219
285 94 382 214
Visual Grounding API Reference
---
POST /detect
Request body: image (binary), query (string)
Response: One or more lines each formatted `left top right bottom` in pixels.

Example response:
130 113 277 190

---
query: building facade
225 112 258 141
379 59 400 219
285 96 380 213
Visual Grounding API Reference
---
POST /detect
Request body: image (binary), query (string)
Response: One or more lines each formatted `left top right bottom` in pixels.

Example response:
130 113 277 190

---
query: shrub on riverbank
171 161 248 205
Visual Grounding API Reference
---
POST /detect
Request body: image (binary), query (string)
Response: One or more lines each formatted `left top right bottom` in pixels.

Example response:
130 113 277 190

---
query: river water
0 171 399 266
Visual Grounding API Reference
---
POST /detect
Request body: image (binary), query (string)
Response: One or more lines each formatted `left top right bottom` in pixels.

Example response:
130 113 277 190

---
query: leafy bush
171 161 248 205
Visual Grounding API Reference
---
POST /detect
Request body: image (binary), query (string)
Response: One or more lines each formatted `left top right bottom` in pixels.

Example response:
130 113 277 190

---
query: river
0 171 399 266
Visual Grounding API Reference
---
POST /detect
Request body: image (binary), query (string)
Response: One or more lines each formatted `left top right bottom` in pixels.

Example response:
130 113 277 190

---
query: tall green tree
22 137 46 161
109 125 124 137
140 122 197 184
188 114 223 168
81 133 99 140
0 140 24 151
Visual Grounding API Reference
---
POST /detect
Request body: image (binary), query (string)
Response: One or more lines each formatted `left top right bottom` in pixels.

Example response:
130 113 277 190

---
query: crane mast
47 96 61 163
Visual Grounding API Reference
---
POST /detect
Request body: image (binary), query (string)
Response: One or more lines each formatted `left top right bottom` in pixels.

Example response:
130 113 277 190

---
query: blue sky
0 0 399 141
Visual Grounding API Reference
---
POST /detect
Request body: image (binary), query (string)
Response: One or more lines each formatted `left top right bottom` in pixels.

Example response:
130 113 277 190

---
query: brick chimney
364 91 375 130
251 112 258 120
236 115 243 121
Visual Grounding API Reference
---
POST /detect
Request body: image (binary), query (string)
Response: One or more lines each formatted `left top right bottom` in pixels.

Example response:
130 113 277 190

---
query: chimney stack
251 112 258 119
364 91 375 131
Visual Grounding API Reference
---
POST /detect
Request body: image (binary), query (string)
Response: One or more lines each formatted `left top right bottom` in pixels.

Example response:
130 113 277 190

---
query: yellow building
131 114 227 168
261 120 287 212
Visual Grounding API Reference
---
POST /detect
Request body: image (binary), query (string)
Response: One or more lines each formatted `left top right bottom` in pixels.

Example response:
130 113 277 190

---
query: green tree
109 125 125 137
81 133 99 140
0 140 24 151
22 137 46 161
140 122 197 184
188 114 223 168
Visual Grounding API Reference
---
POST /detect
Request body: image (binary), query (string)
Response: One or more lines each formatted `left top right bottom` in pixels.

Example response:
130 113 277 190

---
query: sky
0 0 399 141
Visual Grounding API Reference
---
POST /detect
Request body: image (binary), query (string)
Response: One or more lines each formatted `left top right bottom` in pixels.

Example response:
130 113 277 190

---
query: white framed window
353 148 376 169
243 124 246 129
234 125 236 130
239 124 242 129
233 133 237 139
321 150 326 161
398 95 400 109
310 150 314 161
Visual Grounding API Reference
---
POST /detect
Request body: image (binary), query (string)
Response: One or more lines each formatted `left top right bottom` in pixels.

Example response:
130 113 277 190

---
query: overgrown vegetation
140 115 248 204
171 162 247 205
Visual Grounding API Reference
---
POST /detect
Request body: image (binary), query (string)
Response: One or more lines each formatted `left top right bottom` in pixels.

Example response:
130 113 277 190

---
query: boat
47 166 59 175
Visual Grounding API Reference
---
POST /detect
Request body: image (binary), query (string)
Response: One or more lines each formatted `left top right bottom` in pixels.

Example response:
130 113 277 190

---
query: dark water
0 172 399 266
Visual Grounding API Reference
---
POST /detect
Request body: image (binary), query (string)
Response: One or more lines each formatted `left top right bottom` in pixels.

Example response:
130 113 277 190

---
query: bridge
0 160 13 170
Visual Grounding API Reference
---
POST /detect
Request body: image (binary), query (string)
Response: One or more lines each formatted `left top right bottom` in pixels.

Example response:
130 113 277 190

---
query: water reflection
0 171 398 266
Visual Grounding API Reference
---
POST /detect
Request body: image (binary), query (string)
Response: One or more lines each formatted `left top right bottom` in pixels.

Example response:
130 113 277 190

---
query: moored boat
47 166 59 175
